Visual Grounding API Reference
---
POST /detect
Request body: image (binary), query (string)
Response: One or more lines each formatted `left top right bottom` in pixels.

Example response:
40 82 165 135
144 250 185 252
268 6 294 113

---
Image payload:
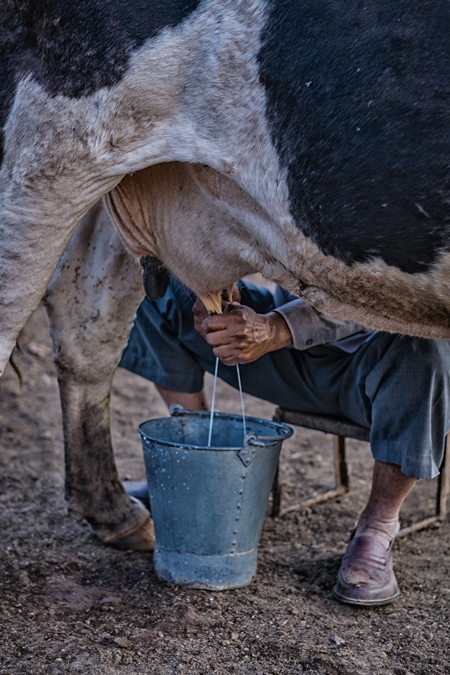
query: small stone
330 635 345 646
99 595 121 606
231 632 239 640
42 374 53 387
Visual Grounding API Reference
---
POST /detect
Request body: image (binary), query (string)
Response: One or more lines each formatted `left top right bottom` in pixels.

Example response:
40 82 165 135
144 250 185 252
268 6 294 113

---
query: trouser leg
332 334 450 605
335 333 450 479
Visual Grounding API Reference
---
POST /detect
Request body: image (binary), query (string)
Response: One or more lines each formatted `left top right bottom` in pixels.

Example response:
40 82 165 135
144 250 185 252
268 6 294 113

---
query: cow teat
140 256 170 301
198 287 234 314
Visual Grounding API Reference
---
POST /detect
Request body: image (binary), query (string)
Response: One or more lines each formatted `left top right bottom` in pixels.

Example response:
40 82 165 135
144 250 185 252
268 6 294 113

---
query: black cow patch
0 53 15 165
259 0 450 273
0 0 201 164
1 0 201 99
2 0 200 97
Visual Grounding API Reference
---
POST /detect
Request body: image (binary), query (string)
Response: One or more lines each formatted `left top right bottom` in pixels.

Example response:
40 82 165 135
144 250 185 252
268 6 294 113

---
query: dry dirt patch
0 306 449 674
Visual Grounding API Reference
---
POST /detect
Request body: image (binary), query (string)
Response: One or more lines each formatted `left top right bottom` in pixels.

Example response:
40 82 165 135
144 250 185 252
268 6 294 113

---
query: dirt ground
1 305 449 674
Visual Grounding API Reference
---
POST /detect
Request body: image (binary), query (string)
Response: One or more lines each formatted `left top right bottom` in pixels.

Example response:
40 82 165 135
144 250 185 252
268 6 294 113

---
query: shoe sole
332 586 400 607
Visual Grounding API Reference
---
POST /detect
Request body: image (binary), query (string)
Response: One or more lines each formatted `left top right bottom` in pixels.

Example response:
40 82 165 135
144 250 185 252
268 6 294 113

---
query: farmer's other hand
193 298 210 338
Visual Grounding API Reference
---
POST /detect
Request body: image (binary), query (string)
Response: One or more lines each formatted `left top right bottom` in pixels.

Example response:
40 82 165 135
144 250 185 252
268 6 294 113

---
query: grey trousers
120 279 450 479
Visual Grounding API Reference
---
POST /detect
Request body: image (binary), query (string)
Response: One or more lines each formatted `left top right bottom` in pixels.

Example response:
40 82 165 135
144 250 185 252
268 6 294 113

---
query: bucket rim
138 410 293 451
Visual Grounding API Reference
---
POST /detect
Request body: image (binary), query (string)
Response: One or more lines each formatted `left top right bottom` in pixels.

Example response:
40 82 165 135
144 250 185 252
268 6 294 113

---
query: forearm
263 311 293 353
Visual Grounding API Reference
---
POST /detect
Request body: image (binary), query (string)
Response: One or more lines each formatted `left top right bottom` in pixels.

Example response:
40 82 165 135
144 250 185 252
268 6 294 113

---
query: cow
1 0 450 548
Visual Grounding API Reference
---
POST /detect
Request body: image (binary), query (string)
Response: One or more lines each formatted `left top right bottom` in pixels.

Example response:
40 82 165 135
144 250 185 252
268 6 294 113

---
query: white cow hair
2 0 450 378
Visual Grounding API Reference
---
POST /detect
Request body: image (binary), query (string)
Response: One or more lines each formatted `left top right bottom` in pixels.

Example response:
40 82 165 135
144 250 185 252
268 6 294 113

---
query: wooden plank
274 408 370 442
279 486 348 516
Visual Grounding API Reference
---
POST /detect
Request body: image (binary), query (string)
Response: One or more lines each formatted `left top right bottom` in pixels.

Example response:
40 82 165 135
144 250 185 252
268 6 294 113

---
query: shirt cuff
274 299 366 351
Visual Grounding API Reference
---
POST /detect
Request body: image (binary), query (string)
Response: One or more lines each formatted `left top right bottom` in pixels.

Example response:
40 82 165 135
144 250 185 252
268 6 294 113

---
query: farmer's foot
333 518 400 606
123 481 150 509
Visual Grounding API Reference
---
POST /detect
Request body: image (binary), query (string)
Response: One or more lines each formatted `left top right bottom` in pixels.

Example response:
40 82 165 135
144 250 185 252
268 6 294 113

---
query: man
120 277 450 606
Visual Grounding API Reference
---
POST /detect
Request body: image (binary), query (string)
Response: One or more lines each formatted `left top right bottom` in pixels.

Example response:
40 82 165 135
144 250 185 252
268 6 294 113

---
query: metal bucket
139 408 293 590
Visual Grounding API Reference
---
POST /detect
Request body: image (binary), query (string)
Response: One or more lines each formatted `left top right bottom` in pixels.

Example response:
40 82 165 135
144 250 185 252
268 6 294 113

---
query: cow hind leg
43 202 154 551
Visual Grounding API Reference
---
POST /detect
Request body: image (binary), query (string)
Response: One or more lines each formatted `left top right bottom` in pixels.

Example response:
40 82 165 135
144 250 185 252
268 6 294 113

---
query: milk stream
207 358 247 447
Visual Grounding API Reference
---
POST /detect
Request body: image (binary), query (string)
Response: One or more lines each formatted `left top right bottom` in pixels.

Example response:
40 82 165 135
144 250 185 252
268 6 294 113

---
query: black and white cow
1 0 450 548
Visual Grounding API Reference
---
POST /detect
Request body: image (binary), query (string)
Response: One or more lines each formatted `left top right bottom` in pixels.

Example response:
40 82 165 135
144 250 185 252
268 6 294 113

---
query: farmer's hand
198 302 293 366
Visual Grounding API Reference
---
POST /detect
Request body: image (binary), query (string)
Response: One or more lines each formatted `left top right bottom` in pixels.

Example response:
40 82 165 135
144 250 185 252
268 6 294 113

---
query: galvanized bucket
139 408 293 590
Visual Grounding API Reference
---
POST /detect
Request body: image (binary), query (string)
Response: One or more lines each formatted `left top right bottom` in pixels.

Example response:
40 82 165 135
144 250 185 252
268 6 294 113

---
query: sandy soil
0 306 449 674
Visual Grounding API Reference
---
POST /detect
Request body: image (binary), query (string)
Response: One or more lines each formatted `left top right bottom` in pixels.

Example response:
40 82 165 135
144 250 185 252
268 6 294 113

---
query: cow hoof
90 497 155 551
110 516 155 551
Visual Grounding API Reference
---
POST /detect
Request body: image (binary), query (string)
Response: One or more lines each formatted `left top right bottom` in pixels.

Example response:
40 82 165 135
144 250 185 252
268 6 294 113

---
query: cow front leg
44 202 154 550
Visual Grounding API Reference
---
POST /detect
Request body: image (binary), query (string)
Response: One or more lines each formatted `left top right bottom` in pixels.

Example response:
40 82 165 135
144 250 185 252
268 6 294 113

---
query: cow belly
105 161 450 339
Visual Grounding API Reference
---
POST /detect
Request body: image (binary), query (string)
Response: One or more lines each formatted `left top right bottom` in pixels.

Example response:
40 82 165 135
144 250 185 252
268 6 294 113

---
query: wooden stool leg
437 433 450 519
271 462 282 517
333 435 351 492
278 435 351 516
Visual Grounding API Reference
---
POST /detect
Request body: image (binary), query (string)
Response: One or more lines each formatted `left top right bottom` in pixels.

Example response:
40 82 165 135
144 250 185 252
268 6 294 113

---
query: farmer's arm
194 293 366 366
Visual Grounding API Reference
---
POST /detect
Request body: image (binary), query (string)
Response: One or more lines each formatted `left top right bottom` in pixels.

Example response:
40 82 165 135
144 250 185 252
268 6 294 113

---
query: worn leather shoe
332 523 400 606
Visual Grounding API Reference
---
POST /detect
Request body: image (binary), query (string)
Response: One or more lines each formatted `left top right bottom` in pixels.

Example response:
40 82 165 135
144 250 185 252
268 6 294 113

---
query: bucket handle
237 432 286 467
169 404 193 416
169 406 290 468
